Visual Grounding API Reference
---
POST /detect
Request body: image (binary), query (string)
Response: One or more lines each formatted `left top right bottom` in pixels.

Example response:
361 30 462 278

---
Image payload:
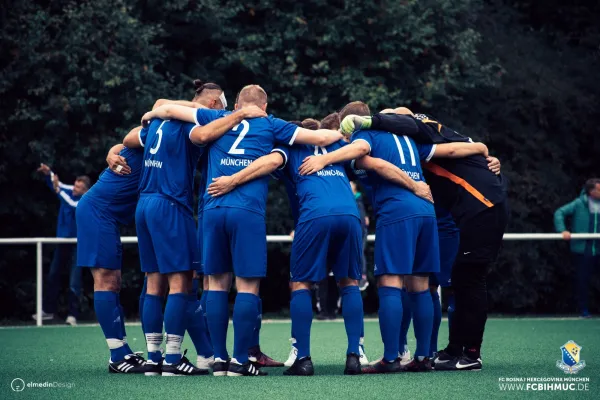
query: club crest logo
556 341 586 374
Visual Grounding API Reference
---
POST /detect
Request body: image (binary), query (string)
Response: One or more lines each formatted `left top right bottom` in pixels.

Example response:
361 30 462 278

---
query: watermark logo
557 341 586 374
11 378 25 392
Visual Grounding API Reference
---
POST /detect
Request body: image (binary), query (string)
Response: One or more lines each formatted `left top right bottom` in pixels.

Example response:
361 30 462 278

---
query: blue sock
447 292 455 331
431 290 442 356
116 294 133 354
164 293 187 364
206 290 229 360
94 291 128 362
186 294 213 358
200 290 210 341
232 293 260 363
409 289 433 358
378 286 402 362
341 285 363 355
250 298 262 348
143 294 164 363
399 289 412 353
139 276 147 335
290 289 312 359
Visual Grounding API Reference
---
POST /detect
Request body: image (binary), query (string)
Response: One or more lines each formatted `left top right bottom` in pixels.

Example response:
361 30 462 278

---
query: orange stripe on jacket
424 163 494 208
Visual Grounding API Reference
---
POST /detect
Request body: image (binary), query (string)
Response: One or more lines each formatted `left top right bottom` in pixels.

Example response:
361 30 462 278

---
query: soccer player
144 85 343 376
124 102 267 376
340 108 508 371
76 136 146 373
299 101 489 373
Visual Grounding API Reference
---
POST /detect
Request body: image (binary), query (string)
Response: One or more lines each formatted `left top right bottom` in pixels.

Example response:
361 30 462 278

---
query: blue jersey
194 109 298 216
271 151 301 227
351 129 436 226
45 173 81 238
138 118 204 214
276 141 359 224
83 147 143 225
197 152 209 214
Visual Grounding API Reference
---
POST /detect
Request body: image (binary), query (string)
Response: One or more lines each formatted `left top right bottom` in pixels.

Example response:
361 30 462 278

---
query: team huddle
75 80 509 376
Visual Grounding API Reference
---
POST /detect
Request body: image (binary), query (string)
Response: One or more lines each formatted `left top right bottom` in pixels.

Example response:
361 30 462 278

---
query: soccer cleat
344 353 362 375
31 310 54 321
432 349 456 367
361 358 403 374
359 340 369 366
130 352 147 366
435 354 482 371
161 352 209 376
228 359 267 376
400 347 412 366
108 354 146 374
284 339 298 367
143 359 163 376
65 315 77 326
197 355 215 371
248 345 284 367
212 358 230 376
404 357 433 372
283 356 314 376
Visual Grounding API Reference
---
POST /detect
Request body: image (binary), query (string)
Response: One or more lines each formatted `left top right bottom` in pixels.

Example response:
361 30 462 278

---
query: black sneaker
344 353 362 375
228 359 267 376
161 352 209 376
284 356 314 376
404 357 433 372
108 354 147 374
213 358 229 376
143 358 163 376
435 354 482 371
361 357 403 374
130 352 147 366
432 349 456 369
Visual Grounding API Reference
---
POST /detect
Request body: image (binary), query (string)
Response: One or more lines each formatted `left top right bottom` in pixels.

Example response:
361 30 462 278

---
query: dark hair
339 101 370 120
320 112 341 130
289 120 303 127
301 118 320 130
193 79 222 96
584 178 600 194
76 175 91 189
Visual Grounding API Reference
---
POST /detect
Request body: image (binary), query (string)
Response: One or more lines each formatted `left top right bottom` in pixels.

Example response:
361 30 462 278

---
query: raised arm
431 142 488 158
294 128 343 146
355 156 433 203
142 104 198 126
298 140 370 175
152 99 205 110
207 152 285 197
122 126 145 149
190 106 267 145
340 114 418 138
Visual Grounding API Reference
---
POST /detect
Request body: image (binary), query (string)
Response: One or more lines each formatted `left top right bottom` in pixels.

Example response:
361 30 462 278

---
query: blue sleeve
416 143 436 162
44 174 55 192
351 131 373 153
271 146 290 170
139 127 149 147
194 109 227 126
271 117 300 146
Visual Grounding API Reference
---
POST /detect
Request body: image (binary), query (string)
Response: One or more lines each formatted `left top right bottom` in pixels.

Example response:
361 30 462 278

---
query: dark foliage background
1 0 598 320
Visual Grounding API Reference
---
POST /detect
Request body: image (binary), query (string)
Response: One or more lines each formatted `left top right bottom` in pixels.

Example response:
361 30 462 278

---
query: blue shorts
202 208 267 278
196 212 204 275
374 216 440 276
430 231 459 287
76 196 122 270
135 195 198 274
291 215 362 283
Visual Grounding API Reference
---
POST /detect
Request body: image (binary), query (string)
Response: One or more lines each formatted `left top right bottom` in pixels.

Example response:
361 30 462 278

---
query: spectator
350 181 370 291
33 163 91 325
554 178 600 318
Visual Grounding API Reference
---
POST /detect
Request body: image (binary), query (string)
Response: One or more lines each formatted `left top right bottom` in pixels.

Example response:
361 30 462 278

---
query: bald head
236 85 268 109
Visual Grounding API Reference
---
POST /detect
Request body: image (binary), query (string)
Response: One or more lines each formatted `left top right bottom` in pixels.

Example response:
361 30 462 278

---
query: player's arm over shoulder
431 142 488 159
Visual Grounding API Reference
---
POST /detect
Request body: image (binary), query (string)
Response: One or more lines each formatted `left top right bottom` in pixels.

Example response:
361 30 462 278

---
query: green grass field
1 318 599 399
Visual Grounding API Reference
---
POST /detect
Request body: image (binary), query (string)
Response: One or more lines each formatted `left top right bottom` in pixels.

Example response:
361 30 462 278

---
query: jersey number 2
229 120 249 155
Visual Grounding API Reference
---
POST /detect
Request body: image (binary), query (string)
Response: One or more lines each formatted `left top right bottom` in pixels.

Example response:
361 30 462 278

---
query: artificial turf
1 318 598 399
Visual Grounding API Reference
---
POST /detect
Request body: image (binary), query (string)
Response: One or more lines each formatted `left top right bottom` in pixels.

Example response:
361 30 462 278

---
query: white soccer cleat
65 315 77 326
284 338 298 367
197 355 215 371
31 310 54 321
359 338 369 366
399 346 412 366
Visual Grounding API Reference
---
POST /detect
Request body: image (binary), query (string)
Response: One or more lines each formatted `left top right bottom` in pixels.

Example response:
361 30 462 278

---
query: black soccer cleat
404 357 434 372
361 357 403 374
161 353 209 376
212 358 229 376
283 356 315 376
143 358 163 376
248 345 284 367
130 352 147 366
344 353 362 375
435 354 482 371
108 354 147 374
432 349 456 368
227 360 267 376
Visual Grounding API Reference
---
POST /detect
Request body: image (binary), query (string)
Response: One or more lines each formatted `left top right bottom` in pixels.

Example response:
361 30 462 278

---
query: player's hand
413 181 434 204
207 176 238 197
289 230 295 239
141 112 154 128
37 163 51 175
298 156 327 175
52 173 60 193
487 156 501 175
562 231 571 241
107 153 131 175
240 105 267 119
340 115 372 137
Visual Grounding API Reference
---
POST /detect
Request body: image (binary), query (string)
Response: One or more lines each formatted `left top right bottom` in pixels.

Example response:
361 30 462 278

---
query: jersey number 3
229 120 250 155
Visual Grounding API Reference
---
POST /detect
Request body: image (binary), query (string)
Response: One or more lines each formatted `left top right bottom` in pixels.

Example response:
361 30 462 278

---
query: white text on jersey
145 159 163 168
220 158 253 167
